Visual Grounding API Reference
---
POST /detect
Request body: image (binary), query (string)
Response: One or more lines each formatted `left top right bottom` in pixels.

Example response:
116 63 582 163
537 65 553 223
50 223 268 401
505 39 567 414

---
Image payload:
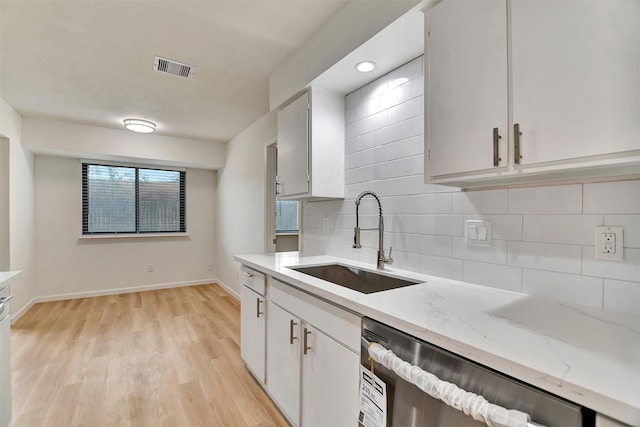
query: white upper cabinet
425 0 640 187
511 0 640 166
277 87 345 200
426 0 508 177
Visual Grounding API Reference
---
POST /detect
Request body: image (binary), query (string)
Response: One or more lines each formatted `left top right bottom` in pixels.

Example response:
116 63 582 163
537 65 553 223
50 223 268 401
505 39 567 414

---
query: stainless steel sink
289 263 421 294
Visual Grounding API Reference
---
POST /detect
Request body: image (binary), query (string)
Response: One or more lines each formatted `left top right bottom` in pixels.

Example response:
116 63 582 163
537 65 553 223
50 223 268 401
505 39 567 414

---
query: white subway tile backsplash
372 120 413 146
345 152 360 170
453 189 507 214
463 261 522 292
523 215 603 245
411 115 424 136
375 158 413 180
453 238 508 265
374 176 422 197
305 55 640 309
387 96 422 125
582 246 640 282
604 279 640 314
522 269 603 308
584 180 640 214
604 215 640 248
356 96 382 121
411 234 453 257
419 215 464 236
412 155 424 175
419 255 463 281
411 193 452 214
345 133 374 154
508 241 582 274
380 83 413 110
345 89 361 110
361 79 388 101
508 185 582 214
464 215 523 241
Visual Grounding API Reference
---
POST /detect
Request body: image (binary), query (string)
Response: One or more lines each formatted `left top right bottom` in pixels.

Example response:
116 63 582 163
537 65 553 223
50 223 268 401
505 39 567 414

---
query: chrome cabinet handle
256 298 263 318
492 127 502 167
0 295 12 304
242 271 254 278
289 319 298 344
303 328 312 355
514 123 523 165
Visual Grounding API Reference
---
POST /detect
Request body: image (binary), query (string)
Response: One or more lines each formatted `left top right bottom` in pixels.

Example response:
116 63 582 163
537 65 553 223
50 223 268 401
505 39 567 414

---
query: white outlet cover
595 226 624 261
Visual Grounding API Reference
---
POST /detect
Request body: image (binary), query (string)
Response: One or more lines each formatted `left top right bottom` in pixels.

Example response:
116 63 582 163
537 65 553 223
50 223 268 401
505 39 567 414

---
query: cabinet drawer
269 278 360 353
240 265 266 295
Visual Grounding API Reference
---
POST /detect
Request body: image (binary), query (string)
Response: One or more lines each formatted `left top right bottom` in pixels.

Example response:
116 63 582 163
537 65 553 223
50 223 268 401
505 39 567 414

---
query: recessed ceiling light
355 61 376 73
124 119 156 133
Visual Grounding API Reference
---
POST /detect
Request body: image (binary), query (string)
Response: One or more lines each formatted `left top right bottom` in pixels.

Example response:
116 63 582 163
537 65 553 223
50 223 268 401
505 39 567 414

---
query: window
82 163 185 234
275 200 299 233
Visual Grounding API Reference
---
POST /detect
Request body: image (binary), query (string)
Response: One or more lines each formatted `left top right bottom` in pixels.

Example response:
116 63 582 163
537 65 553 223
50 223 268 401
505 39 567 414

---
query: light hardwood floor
10 284 289 427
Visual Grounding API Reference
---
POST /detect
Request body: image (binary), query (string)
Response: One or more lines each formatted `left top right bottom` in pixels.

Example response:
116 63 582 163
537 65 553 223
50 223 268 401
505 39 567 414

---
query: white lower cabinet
266 278 361 427
240 284 266 383
300 323 360 427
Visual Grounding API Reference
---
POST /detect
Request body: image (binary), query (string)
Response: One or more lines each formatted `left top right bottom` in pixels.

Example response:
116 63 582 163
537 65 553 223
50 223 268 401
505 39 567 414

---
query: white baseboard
11 278 221 323
215 278 240 300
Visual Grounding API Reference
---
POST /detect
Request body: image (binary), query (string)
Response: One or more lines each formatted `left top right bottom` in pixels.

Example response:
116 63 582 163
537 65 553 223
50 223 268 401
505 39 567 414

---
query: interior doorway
0 137 9 270
266 144 300 253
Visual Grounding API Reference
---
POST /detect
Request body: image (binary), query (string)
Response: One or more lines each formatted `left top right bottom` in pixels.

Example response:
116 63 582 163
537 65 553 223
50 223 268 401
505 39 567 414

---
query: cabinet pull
256 298 263 318
492 127 502 167
242 271 254 278
303 328 312 355
289 319 298 344
514 123 523 165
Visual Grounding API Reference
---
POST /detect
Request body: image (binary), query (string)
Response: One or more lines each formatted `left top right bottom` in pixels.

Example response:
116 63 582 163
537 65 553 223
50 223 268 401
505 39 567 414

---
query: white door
512 0 640 166
277 92 309 197
266 301 301 426
240 285 266 383
426 0 508 177
301 324 360 427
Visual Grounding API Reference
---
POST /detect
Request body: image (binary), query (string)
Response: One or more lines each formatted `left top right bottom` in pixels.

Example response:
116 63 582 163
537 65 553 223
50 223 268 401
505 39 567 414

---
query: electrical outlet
147 264 154 272
208 264 214 271
596 226 624 261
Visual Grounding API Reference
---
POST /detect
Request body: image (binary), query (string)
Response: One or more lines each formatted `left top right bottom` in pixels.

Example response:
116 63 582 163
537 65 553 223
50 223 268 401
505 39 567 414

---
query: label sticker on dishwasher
358 365 387 427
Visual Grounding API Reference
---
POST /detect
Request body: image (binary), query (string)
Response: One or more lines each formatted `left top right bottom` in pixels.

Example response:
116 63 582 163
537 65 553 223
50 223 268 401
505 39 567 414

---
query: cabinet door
512 0 640 166
240 285 266 383
278 92 309 197
266 301 301 426
426 0 508 177
0 316 11 427
301 324 360 427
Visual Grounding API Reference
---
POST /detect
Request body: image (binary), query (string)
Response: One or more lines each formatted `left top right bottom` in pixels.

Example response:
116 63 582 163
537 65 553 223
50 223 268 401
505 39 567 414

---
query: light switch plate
465 220 492 246
595 226 624 261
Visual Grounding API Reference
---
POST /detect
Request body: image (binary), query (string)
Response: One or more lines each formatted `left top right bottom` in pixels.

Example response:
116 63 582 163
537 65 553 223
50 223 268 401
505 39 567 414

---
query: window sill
79 233 190 240
276 232 299 236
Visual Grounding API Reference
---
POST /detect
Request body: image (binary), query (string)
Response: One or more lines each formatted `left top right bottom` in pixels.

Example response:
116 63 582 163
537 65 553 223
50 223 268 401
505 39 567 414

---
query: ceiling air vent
153 56 196 79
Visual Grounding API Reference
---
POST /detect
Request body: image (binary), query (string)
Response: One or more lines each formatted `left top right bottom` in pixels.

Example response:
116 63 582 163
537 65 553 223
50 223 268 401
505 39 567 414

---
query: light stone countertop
0 271 21 289
234 252 640 426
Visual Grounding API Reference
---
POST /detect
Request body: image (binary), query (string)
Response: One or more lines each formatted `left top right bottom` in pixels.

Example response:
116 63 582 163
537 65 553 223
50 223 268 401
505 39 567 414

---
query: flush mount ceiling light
123 119 156 133
355 61 376 73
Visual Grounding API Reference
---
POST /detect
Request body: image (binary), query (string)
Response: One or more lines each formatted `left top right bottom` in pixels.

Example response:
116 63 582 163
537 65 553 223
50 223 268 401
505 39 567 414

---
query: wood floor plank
11 284 289 427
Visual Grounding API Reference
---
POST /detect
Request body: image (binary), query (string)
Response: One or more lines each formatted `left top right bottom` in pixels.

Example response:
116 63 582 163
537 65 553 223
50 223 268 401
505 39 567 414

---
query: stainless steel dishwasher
360 317 595 427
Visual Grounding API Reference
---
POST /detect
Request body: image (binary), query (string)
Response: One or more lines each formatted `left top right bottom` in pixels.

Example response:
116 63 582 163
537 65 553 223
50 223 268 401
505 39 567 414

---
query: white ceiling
0 0 349 143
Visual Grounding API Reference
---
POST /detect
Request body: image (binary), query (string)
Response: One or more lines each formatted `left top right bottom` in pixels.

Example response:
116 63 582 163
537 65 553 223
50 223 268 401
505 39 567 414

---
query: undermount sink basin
289 263 421 294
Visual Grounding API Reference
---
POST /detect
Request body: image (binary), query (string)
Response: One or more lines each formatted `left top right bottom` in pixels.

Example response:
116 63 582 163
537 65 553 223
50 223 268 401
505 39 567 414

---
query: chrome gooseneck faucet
353 190 393 270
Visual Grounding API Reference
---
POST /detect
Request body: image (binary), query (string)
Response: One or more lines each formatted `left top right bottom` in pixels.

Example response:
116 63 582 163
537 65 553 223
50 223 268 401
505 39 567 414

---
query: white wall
216 112 277 296
23 117 226 170
0 98 36 317
34 155 216 298
302 57 640 314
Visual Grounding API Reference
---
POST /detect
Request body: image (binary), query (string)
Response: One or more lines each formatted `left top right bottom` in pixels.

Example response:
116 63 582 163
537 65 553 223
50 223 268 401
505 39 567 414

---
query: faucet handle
387 246 393 265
